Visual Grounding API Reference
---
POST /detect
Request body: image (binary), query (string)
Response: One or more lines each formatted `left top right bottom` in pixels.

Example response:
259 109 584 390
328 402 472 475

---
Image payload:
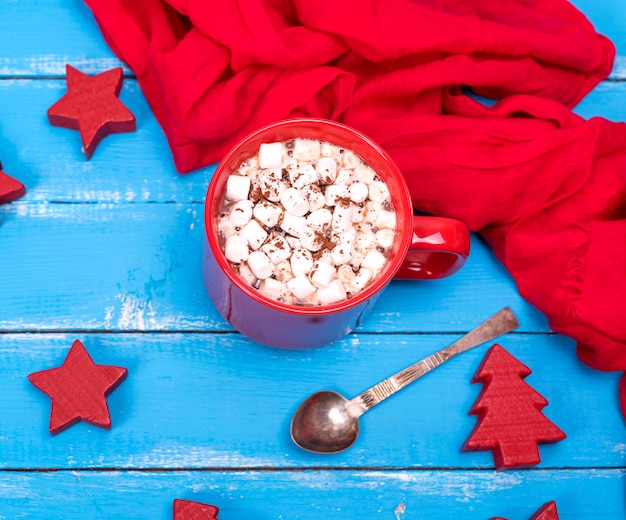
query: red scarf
84 0 626 419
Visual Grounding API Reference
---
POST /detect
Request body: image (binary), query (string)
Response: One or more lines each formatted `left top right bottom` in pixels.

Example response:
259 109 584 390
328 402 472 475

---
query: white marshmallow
317 279 347 305
307 208 332 231
258 142 284 169
353 163 376 183
332 201 353 234
315 156 337 184
239 219 268 250
376 228 395 249
225 175 251 201
229 200 253 226
299 225 324 252
341 150 360 169
331 239 355 266
293 138 321 162
324 184 350 206
275 259 294 282
349 251 365 269
355 227 375 253
351 202 365 223
287 276 317 300
301 184 326 212
376 209 397 230
247 251 274 279
351 267 373 292
285 235 302 250
349 182 369 203
261 235 292 265
218 215 238 241
363 200 381 224
280 187 309 216
237 262 257 286
337 264 356 285
259 278 289 301
224 235 249 264
253 200 283 228
362 250 387 271
280 213 306 237
290 248 314 276
335 168 353 186
320 142 341 158
368 180 390 203
258 171 286 202
311 260 336 288
289 164 317 189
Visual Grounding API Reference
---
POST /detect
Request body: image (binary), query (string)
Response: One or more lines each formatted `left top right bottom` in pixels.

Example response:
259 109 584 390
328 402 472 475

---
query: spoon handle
347 307 519 418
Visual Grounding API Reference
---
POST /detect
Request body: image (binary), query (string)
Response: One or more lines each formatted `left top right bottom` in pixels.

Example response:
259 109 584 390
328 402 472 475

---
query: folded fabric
84 0 626 419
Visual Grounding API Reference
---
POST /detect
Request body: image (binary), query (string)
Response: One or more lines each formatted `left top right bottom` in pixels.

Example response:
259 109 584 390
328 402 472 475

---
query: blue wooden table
1 1 624 518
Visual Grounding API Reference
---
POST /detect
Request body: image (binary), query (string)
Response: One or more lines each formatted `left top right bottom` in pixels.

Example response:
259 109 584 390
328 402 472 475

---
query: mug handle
394 216 470 280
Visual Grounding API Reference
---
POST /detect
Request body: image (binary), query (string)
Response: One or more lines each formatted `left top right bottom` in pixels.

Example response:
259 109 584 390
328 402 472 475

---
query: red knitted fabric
84 0 626 418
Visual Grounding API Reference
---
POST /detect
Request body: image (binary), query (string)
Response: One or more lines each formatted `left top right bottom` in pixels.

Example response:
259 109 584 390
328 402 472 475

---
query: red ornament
28 340 127 434
0 163 26 204
490 500 560 520
47 65 136 159
174 499 219 519
462 344 566 470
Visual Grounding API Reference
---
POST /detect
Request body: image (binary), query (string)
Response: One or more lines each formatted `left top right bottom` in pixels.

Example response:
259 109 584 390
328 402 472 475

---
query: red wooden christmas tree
174 499 219 519
462 344 566 470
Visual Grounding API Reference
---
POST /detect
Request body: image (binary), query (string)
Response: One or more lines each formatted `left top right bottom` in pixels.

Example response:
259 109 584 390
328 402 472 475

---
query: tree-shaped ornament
462 344 565 470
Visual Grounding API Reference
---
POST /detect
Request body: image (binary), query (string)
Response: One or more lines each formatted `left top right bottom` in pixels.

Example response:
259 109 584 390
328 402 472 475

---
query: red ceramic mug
202 119 469 349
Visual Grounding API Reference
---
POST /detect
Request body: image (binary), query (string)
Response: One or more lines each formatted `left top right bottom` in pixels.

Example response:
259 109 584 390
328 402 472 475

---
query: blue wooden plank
0 202 548 333
0 468 622 519
0 332 622 469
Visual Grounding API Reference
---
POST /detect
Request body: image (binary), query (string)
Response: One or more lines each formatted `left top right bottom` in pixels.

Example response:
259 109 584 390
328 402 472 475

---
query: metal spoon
290 307 519 454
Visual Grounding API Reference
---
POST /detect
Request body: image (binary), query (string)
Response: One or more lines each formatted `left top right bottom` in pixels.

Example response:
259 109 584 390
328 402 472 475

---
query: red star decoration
47 65 136 159
490 500 560 520
174 499 219 519
28 340 128 434
0 162 26 204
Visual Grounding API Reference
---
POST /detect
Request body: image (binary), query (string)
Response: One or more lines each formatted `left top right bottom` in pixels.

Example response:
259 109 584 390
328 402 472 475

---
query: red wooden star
47 65 136 159
174 499 219 519
28 340 127 434
490 500 560 520
0 162 26 204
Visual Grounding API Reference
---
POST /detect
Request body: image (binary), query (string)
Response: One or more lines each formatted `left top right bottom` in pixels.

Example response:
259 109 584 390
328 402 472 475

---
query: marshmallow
349 182 369 203
275 259 294 282
237 156 260 177
315 156 337 184
280 187 309 216
258 171 287 202
351 267 373 292
240 219 268 250
311 260 336 288
299 225 324 252
287 276 317 300
335 168 353 186
320 142 341 158
253 200 283 228
351 202 365 223
376 209 397 230
224 235 249 264
353 163 376 183
355 226 375 253
301 184 326 212
290 248 314 276
280 213 306 237
341 150 360 169
229 200 253 226
261 235 292 265
324 184 350 206
368 180 390 203
259 278 290 302
317 279 348 305
337 264 356 285
363 200 381 224
289 164 317 189
247 251 274 279
285 235 302 250
259 142 284 169
225 175 251 201
332 201 353 234
331 239 355 266
293 138 321 162
376 228 395 249
307 208 332 231
362 249 387 271
218 215 238 241
237 262 257 286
